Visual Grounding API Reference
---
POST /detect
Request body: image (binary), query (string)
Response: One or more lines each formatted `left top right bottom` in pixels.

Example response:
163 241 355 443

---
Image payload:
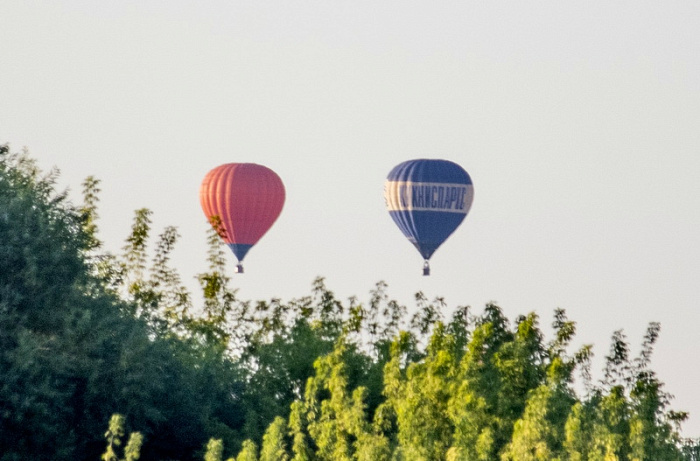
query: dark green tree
0 145 236 460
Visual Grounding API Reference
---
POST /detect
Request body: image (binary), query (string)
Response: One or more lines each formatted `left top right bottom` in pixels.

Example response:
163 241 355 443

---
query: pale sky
2 1 699 436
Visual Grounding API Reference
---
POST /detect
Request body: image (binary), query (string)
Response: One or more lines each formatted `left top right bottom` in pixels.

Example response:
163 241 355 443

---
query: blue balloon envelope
384 159 474 274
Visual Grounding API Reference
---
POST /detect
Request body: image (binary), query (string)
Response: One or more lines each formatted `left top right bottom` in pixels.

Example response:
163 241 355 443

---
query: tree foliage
1 144 698 460
101 414 143 461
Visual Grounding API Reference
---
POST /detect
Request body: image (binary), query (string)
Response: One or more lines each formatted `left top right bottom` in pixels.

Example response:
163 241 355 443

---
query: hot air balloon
384 159 474 275
200 163 285 273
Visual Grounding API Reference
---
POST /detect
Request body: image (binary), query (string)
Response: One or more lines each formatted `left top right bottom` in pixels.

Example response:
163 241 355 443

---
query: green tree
236 440 259 461
101 414 143 461
564 401 594 461
3 143 694 461
387 323 458 460
259 417 290 461
1 145 237 460
448 304 514 460
193 219 240 350
1 144 92 459
289 400 313 461
627 323 686 460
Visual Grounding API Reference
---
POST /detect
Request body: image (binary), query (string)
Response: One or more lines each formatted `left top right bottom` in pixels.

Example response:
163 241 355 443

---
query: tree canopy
1 144 697 460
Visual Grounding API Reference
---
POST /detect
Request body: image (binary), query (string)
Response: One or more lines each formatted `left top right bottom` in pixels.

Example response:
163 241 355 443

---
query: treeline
1 144 698 460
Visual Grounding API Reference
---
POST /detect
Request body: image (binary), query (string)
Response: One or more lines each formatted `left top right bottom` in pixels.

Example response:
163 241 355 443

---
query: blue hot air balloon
384 159 474 275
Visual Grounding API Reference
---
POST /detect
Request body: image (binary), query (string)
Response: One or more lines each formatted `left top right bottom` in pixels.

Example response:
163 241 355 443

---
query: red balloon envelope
199 163 285 272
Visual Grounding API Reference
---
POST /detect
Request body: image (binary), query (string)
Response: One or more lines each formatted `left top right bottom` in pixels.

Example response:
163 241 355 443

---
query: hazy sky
2 1 699 436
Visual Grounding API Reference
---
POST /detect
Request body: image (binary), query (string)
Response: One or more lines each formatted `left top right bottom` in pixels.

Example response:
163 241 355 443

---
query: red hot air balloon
199 163 285 273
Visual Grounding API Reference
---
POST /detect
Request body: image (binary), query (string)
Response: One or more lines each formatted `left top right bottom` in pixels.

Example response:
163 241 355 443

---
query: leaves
2 144 694 461
102 414 143 461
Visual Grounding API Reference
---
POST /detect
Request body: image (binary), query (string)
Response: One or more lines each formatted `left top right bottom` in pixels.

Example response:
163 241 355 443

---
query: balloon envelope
384 159 474 267
200 163 285 265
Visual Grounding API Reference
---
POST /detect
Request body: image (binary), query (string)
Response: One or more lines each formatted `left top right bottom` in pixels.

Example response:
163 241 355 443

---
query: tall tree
387 323 458 460
259 417 290 461
448 304 514 460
